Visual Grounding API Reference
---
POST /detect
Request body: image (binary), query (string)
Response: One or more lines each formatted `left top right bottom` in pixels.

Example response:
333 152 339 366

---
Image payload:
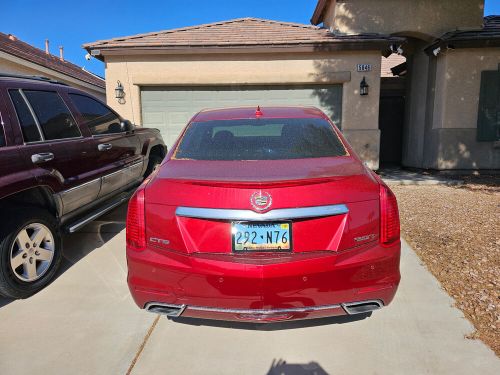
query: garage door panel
141 90 165 102
141 85 342 148
142 111 164 124
216 91 240 101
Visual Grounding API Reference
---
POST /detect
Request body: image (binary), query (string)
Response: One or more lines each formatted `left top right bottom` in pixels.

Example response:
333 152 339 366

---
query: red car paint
126 107 400 323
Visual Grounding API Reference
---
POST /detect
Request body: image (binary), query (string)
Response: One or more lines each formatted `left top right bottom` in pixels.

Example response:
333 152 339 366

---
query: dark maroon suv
0 74 166 298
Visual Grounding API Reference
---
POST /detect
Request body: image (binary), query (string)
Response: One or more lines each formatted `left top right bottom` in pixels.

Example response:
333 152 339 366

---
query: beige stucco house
83 18 402 170
312 0 499 170
0 32 105 100
84 0 499 171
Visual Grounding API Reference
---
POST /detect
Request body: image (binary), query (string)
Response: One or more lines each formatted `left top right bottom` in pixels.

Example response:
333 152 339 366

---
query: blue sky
3 0 500 77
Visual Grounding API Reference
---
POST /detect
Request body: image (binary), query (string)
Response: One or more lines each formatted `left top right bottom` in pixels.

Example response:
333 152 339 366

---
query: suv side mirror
120 120 134 132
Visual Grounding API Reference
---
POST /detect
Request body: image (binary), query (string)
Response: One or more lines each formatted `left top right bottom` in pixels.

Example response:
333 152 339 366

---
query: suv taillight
126 188 146 251
379 184 400 245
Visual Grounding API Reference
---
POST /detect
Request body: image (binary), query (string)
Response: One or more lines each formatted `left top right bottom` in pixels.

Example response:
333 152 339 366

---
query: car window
174 118 347 161
0 108 5 146
23 90 81 140
0 122 5 147
69 94 122 135
8 90 42 143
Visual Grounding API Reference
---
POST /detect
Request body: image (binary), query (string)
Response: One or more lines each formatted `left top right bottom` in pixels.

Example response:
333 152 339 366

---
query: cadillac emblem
250 191 272 212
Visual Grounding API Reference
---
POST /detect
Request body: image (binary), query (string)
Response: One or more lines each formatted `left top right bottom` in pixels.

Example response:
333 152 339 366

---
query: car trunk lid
145 156 380 254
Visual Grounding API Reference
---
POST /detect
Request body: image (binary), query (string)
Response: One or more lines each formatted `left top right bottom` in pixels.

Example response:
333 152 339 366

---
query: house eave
311 0 329 26
424 36 500 55
86 39 404 60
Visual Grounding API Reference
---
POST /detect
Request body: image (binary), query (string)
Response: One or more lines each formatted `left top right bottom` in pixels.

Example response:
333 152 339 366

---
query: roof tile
84 17 401 50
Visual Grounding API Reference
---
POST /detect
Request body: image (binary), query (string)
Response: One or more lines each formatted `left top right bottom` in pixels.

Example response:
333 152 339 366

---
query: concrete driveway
0 204 498 375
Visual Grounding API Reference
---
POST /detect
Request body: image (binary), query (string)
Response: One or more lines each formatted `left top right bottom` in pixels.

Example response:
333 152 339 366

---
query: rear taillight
126 188 146 251
379 184 400 245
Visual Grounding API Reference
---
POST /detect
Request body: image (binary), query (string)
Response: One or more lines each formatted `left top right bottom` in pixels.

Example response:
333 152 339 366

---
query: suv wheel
0 208 62 299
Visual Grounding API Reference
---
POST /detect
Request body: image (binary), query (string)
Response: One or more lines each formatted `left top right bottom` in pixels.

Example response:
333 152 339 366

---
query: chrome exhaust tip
342 300 383 315
144 303 186 317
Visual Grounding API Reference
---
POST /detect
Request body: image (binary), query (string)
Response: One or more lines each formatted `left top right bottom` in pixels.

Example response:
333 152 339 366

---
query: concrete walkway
0 204 498 375
379 168 464 186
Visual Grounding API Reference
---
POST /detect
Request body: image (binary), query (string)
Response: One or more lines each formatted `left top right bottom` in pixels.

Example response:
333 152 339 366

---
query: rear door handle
31 152 54 164
98 143 113 151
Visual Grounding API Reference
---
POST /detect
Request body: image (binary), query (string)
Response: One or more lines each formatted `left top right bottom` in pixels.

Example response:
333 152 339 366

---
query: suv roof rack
0 73 68 86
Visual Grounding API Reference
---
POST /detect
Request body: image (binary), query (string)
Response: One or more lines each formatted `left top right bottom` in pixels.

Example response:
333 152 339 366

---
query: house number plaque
356 64 372 72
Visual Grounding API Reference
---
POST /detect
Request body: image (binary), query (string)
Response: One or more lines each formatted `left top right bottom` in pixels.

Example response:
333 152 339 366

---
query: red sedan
126 106 400 323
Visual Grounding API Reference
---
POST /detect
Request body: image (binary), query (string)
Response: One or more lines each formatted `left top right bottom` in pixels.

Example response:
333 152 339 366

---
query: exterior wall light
360 77 369 96
115 80 125 103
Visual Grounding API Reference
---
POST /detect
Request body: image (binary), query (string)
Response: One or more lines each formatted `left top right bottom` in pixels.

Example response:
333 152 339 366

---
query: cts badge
149 237 170 246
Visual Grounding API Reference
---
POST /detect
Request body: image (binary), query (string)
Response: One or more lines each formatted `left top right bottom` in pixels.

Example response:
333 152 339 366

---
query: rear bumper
127 241 400 322
144 299 384 322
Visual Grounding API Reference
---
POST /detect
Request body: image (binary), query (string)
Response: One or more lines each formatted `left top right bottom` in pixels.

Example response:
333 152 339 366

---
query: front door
379 95 405 167
66 93 143 198
91 132 142 197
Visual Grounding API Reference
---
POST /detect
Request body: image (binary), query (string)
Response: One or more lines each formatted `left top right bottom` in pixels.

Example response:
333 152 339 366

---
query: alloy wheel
9 223 55 282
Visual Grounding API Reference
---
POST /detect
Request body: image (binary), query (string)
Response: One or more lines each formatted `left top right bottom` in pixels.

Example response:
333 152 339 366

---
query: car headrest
281 124 302 140
212 130 234 145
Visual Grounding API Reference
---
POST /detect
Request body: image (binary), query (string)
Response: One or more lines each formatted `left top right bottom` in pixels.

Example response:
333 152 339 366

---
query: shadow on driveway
266 359 329 375
58 203 127 274
171 312 371 331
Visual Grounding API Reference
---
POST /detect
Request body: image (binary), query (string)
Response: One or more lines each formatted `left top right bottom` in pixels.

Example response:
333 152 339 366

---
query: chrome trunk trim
175 204 349 221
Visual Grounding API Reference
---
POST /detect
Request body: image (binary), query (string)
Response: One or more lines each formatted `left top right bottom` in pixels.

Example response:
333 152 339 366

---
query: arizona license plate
231 221 292 252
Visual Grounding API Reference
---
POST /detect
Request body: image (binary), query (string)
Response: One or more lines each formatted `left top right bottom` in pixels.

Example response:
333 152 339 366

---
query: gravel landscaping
388 176 500 356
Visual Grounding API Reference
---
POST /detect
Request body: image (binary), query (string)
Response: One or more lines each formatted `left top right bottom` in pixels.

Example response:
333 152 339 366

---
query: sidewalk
379 168 464 186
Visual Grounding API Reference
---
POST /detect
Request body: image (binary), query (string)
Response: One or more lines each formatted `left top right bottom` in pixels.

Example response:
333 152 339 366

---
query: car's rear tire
145 154 163 177
0 207 62 299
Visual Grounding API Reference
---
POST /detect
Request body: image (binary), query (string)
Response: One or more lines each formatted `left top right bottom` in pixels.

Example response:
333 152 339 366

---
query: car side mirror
120 120 134 132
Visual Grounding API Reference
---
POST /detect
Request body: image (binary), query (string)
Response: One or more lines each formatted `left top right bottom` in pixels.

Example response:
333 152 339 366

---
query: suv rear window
174 118 347 161
9 90 42 142
24 90 81 140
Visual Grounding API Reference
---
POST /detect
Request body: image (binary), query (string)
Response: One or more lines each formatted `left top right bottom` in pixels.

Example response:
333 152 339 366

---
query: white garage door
141 85 342 148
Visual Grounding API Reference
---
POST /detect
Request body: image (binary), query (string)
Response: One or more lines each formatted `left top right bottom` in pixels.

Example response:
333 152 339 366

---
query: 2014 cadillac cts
126 106 401 323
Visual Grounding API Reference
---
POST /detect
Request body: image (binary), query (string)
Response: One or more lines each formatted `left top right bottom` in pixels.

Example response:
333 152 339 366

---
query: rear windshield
174 118 347 161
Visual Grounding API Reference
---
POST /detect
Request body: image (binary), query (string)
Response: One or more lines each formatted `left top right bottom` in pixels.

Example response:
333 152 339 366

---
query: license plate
231 221 292 252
